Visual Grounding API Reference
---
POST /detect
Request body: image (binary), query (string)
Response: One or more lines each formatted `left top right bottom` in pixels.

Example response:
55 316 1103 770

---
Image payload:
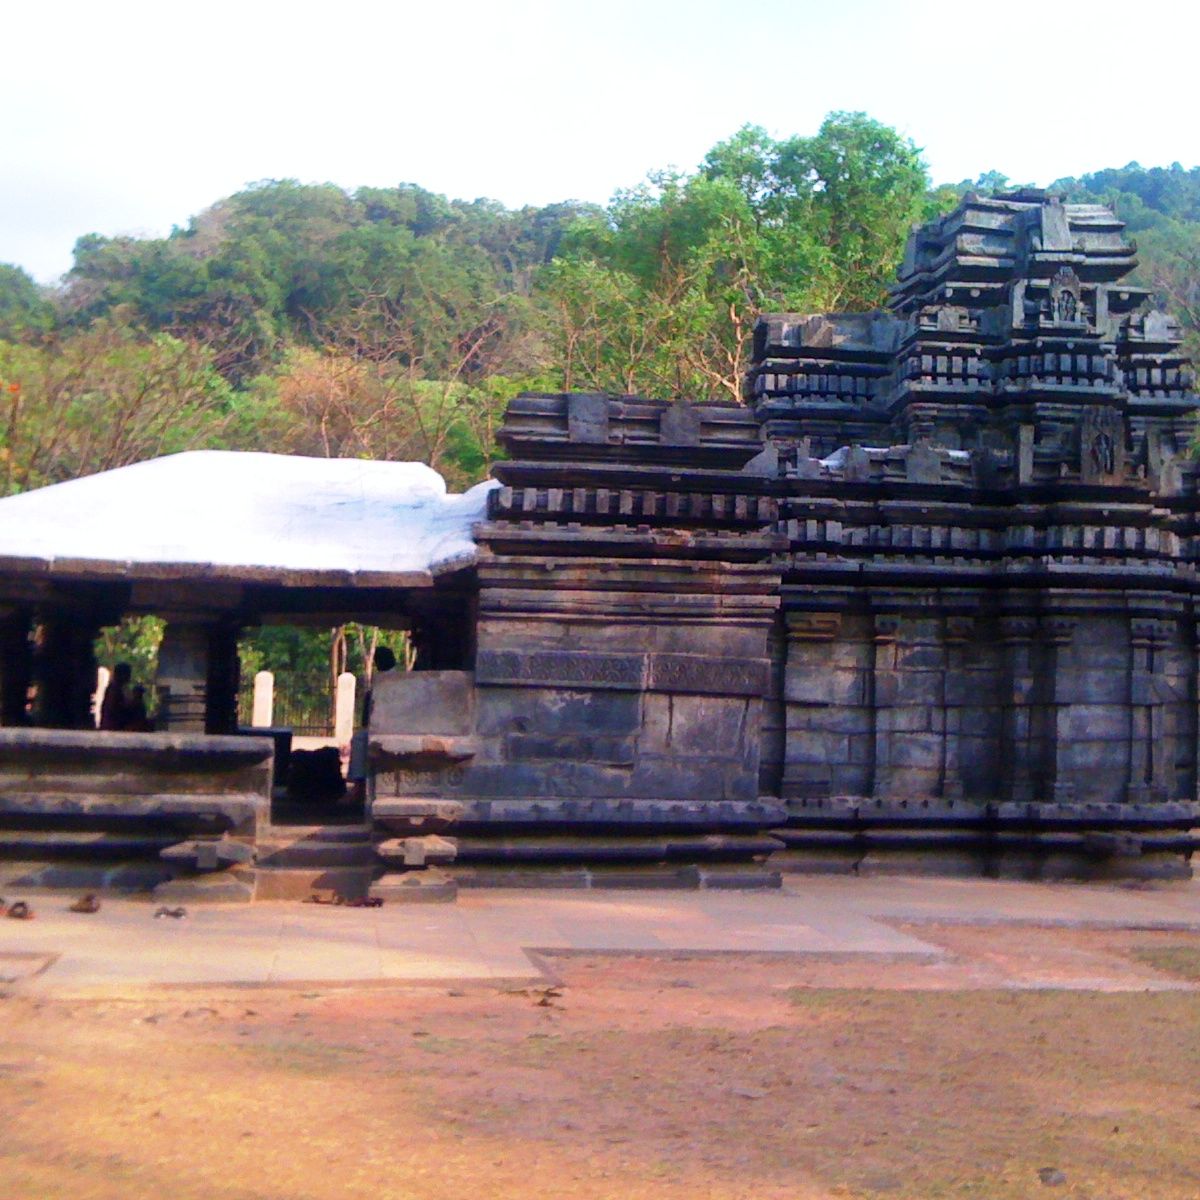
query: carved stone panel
647 654 770 698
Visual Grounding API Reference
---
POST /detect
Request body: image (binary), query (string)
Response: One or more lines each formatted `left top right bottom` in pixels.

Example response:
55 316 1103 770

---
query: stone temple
1 188 1198 901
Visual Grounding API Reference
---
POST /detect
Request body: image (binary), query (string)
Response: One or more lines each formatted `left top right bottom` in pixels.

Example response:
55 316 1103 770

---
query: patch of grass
243 1037 369 1074
410 1033 471 1055
1128 944 1200 981
783 987 847 1009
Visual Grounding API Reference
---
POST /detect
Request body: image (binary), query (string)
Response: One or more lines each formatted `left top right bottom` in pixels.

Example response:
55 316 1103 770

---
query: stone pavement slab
4 876 1200 993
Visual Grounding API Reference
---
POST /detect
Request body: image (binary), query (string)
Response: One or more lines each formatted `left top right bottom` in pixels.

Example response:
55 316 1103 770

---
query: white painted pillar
93 666 111 728
251 670 274 727
334 671 356 745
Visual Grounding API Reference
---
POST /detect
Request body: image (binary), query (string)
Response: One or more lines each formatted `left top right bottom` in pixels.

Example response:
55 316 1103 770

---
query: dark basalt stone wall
370 191 1200 886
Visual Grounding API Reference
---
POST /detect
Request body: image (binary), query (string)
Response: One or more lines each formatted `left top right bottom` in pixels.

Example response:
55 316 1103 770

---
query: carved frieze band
647 654 769 696
777 518 1180 559
475 649 768 697
489 486 777 526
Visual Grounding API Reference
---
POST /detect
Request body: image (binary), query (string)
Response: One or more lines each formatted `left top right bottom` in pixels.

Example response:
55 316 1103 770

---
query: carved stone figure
1079 405 1125 482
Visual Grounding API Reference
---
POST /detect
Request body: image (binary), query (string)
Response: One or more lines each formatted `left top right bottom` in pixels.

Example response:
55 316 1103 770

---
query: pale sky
6 0 1199 283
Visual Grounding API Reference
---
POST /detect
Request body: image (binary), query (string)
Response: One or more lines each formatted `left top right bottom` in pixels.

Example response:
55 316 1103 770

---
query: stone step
453 833 782 864
449 798 787 834
770 847 861 875
451 863 782 890
161 838 255 871
253 865 375 901
368 870 457 904
153 872 255 904
259 823 372 843
370 799 463 835
0 830 178 859
686 865 782 890
255 839 376 869
0 793 262 835
0 858 174 893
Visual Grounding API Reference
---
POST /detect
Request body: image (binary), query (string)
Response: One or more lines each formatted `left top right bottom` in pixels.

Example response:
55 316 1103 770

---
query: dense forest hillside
1051 163 1200 361
2 114 1198 503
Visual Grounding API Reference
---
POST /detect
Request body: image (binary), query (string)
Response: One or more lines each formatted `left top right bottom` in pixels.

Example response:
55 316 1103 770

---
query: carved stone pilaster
1127 617 1172 803
1042 617 1077 803
1000 616 1037 802
869 614 900 798
780 611 846 799
939 616 973 801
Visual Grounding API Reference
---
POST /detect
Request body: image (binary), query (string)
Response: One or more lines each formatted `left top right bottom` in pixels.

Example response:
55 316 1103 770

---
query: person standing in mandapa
347 645 398 798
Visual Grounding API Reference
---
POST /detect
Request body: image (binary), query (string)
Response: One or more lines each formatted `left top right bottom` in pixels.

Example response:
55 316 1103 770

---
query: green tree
543 112 932 401
0 316 234 495
0 264 56 342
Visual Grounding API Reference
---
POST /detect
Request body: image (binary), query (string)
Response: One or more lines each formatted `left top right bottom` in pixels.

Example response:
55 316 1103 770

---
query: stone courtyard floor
10 875 1200 992
6 877 1200 1198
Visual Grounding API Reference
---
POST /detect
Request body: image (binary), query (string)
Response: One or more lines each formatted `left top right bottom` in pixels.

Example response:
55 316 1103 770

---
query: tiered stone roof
748 189 1196 486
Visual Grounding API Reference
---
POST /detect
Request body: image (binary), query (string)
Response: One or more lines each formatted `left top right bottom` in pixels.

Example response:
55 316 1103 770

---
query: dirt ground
4 923 1200 1200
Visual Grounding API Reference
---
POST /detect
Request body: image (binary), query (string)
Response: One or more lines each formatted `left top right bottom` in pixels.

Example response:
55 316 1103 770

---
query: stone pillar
157 619 242 734
205 621 241 735
1000 616 1037 801
33 610 100 729
0 608 33 727
93 666 110 728
334 671 356 744
251 670 274 727
157 622 210 732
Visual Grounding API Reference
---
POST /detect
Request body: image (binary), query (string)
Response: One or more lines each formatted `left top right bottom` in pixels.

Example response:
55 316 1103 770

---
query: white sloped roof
0 451 498 587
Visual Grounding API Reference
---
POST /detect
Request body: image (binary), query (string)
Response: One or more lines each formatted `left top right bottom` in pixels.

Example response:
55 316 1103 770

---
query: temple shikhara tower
1 188 1199 900
740 189 1199 870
